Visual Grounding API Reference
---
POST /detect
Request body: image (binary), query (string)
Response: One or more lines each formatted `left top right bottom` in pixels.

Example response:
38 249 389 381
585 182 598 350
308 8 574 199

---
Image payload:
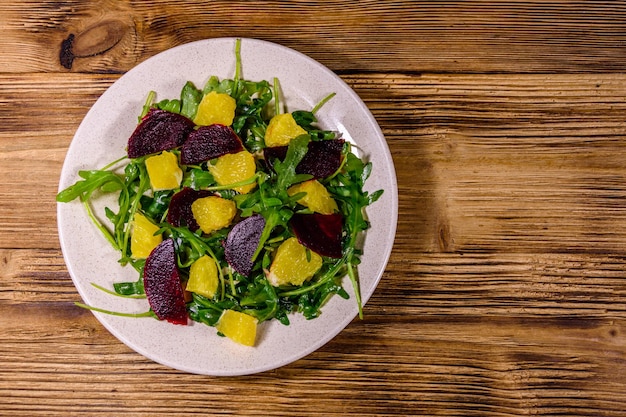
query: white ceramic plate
57 38 398 376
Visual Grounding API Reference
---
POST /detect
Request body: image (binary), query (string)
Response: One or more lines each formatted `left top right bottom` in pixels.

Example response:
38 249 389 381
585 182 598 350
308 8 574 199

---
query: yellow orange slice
288 180 338 214
145 151 183 191
267 237 323 286
130 212 162 259
186 255 219 299
208 150 257 194
264 113 307 147
193 91 237 126
191 196 237 234
216 310 258 346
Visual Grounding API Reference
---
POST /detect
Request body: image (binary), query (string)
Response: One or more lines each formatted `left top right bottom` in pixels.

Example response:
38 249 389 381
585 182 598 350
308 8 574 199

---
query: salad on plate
57 39 382 347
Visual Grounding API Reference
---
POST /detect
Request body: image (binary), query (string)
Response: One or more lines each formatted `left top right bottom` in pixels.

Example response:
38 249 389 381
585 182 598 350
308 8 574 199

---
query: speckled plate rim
57 37 398 376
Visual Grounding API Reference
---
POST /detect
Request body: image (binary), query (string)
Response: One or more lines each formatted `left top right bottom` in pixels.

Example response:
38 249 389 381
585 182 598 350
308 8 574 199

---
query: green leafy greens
57 39 382 338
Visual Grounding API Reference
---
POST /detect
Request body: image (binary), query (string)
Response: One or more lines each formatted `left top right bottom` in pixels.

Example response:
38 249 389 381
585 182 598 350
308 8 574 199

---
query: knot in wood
60 19 127 69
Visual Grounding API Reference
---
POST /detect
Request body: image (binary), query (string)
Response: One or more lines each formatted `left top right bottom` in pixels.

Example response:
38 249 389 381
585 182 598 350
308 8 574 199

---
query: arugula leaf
273 134 313 190
231 80 273 151
113 274 145 296
56 169 124 203
325 150 384 318
238 275 280 322
180 81 203 119
155 98 182 114
203 75 236 95
292 111 316 130
291 110 337 141
182 167 215 189
140 190 172 222
188 294 238 327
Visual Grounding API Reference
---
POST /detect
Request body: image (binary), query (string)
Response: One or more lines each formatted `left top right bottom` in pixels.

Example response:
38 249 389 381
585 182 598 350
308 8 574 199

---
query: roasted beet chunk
143 239 188 325
297 139 345 179
262 146 287 169
167 187 213 232
127 109 195 158
180 124 244 165
224 214 266 276
290 212 343 258
264 139 345 179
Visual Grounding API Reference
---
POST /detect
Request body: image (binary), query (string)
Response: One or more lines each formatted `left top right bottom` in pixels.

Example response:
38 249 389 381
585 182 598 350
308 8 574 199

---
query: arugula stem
233 38 242 97
311 92 336 114
100 155 128 171
251 210 279 262
83 201 119 250
278 254 347 297
140 91 156 119
120 164 150 264
273 77 280 115
91 282 146 299
114 186 130 252
344 188 365 317
205 173 259 192
346 262 363 319
75 302 155 318
226 267 236 298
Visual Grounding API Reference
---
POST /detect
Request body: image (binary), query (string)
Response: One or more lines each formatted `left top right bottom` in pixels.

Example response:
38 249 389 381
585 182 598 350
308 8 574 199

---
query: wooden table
2 2 626 416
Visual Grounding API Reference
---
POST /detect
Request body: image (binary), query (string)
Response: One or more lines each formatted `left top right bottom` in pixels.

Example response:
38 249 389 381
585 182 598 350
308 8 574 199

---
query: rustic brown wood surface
2 1 626 416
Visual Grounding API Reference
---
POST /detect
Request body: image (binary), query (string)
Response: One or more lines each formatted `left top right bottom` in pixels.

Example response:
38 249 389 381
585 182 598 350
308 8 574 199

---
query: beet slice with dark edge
180 124 244 165
263 139 345 180
143 238 188 325
127 109 195 158
166 187 213 232
290 212 343 258
224 214 266 276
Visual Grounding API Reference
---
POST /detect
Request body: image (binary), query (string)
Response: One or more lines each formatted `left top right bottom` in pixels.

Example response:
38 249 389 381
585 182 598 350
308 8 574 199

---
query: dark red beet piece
263 139 345 179
262 146 286 168
224 214 265 276
167 187 213 232
143 238 188 325
290 212 343 258
297 139 345 179
180 124 244 165
127 109 195 158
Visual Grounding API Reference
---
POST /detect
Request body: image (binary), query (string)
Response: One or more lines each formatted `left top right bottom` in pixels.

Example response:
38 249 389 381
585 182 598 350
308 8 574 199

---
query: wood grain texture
3 1 626 416
2 292 626 416
2 1 626 73
0 74 114 249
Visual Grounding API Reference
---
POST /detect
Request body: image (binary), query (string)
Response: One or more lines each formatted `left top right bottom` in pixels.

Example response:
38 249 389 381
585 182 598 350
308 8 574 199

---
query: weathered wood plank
1 298 626 416
0 74 114 249
2 1 626 73
345 73 626 254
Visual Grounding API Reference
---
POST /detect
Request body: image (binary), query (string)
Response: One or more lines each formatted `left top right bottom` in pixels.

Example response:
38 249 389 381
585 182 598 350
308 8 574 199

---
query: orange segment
267 237 323 286
208 150 257 194
145 151 183 191
264 113 308 147
193 91 237 126
287 180 338 214
186 255 219 299
130 212 162 259
191 196 237 234
216 309 258 346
